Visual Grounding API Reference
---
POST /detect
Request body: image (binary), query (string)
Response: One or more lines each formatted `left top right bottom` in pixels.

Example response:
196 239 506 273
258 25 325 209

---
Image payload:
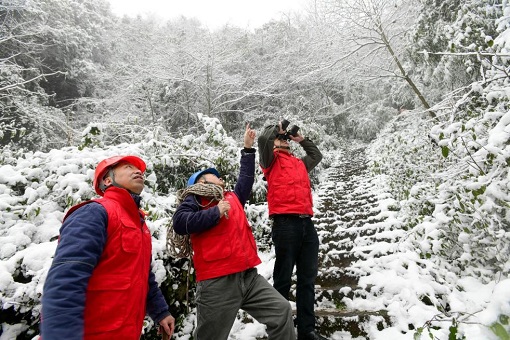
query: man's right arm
41 203 107 340
172 196 220 235
257 124 278 169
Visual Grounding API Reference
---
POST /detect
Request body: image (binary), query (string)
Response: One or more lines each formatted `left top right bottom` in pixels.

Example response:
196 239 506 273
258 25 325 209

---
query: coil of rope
167 182 225 258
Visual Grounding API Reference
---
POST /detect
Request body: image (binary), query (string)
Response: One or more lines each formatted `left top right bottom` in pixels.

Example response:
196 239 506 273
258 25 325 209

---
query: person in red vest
172 124 294 339
40 155 175 340
258 120 326 340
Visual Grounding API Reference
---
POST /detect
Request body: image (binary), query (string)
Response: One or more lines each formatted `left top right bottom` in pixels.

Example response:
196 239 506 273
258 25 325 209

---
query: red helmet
93 155 146 196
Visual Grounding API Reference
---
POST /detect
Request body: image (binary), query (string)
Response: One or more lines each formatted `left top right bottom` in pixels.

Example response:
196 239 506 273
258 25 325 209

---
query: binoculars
278 119 300 140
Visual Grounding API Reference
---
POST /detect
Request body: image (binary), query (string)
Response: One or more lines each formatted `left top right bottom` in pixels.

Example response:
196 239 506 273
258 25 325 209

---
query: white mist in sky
107 0 307 30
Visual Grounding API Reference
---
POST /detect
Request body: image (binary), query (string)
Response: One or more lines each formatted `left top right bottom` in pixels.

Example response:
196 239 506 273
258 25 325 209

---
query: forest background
1 0 509 339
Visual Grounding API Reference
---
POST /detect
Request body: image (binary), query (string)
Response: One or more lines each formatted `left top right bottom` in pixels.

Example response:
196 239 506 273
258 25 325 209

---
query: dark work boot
297 330 329 340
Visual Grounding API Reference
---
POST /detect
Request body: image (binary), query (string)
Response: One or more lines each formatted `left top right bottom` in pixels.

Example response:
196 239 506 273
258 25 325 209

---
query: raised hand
244 123 256 148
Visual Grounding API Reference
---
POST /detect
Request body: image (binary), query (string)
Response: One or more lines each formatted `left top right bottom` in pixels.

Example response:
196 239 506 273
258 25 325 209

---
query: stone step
251 308 389 340
245 276 393 338
314 308 390 338
312 281 391 337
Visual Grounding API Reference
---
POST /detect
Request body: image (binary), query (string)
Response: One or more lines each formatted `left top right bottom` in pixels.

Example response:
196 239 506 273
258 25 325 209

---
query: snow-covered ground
1 108 509 339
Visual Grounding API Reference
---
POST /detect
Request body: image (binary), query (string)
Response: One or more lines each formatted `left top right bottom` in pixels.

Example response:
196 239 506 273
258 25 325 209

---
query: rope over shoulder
167 183 225 258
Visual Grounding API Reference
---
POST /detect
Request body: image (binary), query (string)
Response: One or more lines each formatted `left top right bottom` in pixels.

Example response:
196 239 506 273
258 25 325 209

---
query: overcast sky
107 0 308 30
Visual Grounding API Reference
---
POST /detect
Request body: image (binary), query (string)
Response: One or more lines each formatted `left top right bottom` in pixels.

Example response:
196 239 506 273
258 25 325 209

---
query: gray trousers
194 268 295 340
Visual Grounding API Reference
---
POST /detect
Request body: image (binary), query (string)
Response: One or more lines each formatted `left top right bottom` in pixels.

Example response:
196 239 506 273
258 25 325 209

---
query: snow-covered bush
365 60 510 340
0 114 265 339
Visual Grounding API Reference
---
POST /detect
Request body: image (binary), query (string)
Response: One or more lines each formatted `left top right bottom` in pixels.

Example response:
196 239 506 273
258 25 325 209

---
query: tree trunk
379 23 436 118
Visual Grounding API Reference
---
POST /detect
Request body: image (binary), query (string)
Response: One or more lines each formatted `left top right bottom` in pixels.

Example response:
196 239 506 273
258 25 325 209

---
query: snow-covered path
309 144 399 338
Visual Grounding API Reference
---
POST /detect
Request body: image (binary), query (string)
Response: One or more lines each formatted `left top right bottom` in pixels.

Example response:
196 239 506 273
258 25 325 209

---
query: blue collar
131 193 142 208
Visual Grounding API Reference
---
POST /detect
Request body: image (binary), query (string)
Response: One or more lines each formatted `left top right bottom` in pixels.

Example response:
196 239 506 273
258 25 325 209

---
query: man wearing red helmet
41 156 175 340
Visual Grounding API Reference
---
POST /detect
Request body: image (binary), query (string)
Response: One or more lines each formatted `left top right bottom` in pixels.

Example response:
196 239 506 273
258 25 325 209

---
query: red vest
190 192 261 281
64 187 152 340
262 151 314 216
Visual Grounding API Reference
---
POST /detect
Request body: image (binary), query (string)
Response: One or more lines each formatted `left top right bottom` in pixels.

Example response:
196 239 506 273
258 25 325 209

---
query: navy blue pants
271 215 319 335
